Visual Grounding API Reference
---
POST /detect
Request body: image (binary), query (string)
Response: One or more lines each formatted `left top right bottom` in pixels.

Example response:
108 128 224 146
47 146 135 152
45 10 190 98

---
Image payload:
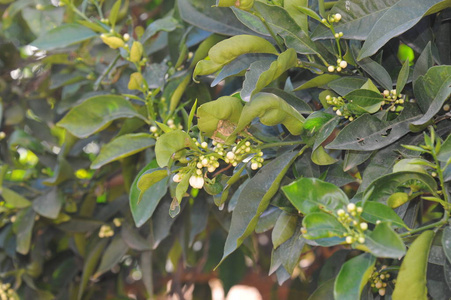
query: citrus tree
1 0 451 299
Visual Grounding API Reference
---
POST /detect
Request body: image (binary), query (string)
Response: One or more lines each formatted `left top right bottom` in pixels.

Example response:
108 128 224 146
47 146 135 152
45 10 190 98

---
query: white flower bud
123 33 130 41
202 158 209 166
346 236 353 244
357 206 363 213
383 90 390 96
208 166 216 173
336 67 342 72
339 60 348 69
201 142 208 149
360 222 368 230
334 33 340 38
337 209 345 216
226 151 235 160
150 126 158 133
189 176 204 189
358 237 365 244
328 65 335 72
251 162 259 170
335 13 342 21
347 203 356 212
336 109 342 116
197 162 203 169
196 169 202 175
173 173 182 183
167 119 174 126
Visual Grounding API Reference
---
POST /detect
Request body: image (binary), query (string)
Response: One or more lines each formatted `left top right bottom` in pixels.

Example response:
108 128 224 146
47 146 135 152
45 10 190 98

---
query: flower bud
345 236 353 244
339 60 348 69
251 162 259 170
335 13 342 21
173 173 182 183
328 65 335 72
130 41 144 63
123 33 130 41
100 34 124 49
128 72 144 90
347 203 356 212
189 176 204 189
226 151 235 160
201 142 208 149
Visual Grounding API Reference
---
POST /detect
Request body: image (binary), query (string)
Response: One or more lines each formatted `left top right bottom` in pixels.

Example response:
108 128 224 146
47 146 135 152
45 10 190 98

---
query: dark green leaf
271 211 297 249
294 74 341 91
358 0 448 59
345 89 384 114
334 253 376 300
30 24 97 50
32 187 62 219
91 133 155 169
57 95 144 138
328 77 368 96
155 130 196 167
442 226 451 264
364 171 438 204
13 207 35 255
362 222 406 258
78 239 108 300
413 42 433 87
361 201 408 229
94 236 129 278
302 212 347 241
1 187 31 208
220 150 300 264
438 134 451 162
326 104 422 151
356 57 392 91
308 278 335 300
397 58 410 94
282 177 349 214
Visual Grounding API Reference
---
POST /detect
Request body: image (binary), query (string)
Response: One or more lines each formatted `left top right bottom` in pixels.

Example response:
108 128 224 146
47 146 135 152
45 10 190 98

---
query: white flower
189 176 204 189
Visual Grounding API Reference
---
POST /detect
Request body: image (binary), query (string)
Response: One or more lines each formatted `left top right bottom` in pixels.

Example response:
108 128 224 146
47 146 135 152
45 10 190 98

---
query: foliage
0 0 450 299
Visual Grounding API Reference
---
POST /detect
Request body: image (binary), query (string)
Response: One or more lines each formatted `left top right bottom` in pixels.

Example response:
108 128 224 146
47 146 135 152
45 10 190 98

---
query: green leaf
302 212 347 241
108 0 121 28
295 5 322 22
282 177 349 215
57 95 144 138
412 67 451 126
308 278 335 300
412 42 433 88
361 222 406 258
392 230 434 300
355 57 392 91
241 48 297 101
129 162 168 227
262 87 312 114
344 89 384 114
328 77 368 96
232 2 320 55
311 146 338 166
220 150 300 264
397 58 410 94
387 192 409 208
1 187 31 208
94 235 129 278
334 253 376 300
326 104 422 151
312 0 399 40
30 24 97 50
78 239 108 300
364 171 438 204
193 35 278 79
358 0 449 59
197 96 243 139
271 211 297 249
91 133 155 169
361 201 408 229
278 226 305 274
32 187 62 219
438 134 451 162
294 74 341 91
155 130 196 167
284 0 309 33
137 169 168 202
13 207 36 255
441 226 451 264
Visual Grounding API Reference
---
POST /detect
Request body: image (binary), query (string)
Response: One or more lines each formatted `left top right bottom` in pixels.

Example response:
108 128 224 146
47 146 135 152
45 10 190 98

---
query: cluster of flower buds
149 119 183 138
322 13 342 24
370 266 393 296
337 203 367 244
99 224 114 238
382 89 405 112
328 58 348 73
325 95 356 121
172 139 265 190
0 282 17 300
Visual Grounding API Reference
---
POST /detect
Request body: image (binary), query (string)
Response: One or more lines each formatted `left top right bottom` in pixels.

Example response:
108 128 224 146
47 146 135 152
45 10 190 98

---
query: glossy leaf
57 95 144 138
312 0 399 40
241 48 297 101
78 239 108 300
294 74 340 91
438 134 451 162
13 207 35 255
302 212 347 240
282 177 349 215
328 77 368 96
362 221 406 258
334 253 376 300
271 211 297 249
220 150 300 264
326 104 422 151
155 130 196 167
30 23 96 50
344 89 384 114
364 171 438 204
392 230 434 300
361 201 408 229
308 278 335 300
358 0 448 59
137 169 168 202
413 42 433 87
355 57 392 91
91 133 155 169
